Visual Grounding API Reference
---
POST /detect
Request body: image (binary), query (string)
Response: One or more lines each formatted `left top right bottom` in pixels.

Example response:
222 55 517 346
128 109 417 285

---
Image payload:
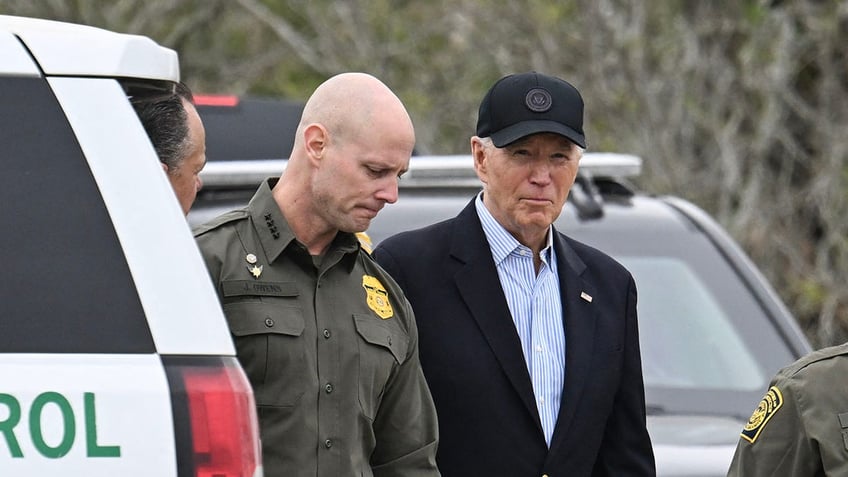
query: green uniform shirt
727 342 848 477
194 179 439 477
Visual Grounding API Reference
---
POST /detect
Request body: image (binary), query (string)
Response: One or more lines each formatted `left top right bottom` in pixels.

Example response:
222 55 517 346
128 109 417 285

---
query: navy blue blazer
373 199 655 477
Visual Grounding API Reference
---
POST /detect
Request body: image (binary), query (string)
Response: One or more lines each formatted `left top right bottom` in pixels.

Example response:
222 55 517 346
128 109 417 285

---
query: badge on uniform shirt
741 385 783 443
362 275 393 319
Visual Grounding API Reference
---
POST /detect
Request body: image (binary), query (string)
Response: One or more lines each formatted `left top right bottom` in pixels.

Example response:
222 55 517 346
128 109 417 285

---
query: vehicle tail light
163 356 262 477
194 95 240 107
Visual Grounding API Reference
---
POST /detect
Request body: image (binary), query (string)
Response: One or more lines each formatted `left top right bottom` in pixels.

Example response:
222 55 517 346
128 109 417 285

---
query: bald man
194 73 439 477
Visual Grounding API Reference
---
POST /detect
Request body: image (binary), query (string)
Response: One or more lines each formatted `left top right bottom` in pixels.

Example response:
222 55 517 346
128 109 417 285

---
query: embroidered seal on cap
740 386 783 443
525 88 552 112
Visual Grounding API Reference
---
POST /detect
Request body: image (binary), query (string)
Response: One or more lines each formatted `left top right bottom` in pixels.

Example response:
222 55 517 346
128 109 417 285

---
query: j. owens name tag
222 280 300 297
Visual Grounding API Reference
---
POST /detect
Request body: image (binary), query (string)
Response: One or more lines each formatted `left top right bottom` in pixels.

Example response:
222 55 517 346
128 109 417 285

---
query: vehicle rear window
0 76 154 353
196 97 303 161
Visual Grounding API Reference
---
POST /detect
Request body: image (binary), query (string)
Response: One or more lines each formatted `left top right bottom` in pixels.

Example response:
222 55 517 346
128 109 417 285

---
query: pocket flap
353 314 408 363
224 301 304 337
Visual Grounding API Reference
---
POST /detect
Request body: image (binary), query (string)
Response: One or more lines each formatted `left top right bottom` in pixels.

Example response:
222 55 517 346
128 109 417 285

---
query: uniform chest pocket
353 314 409 419
225 301 306 407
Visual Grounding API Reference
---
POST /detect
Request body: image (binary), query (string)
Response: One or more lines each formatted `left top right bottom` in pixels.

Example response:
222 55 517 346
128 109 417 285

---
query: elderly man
374 72 655 476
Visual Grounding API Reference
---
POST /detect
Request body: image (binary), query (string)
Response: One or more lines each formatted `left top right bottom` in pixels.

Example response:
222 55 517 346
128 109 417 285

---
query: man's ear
303 123 328 164
470 136 488 184
161 162 170 174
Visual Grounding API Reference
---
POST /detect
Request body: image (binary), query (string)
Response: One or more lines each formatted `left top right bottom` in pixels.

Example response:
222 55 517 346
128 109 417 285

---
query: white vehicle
0 16 262 476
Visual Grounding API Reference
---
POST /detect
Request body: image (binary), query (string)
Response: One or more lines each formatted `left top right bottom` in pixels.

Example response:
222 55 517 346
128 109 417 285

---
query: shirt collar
248 178 360 264
248 178 295 264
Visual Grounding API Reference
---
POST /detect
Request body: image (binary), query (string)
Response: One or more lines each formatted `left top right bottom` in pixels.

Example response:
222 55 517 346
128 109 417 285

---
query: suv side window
0 76 153 353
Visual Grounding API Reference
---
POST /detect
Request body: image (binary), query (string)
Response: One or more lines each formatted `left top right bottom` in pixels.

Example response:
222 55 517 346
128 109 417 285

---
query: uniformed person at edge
193 72 439 477
727 342 848 476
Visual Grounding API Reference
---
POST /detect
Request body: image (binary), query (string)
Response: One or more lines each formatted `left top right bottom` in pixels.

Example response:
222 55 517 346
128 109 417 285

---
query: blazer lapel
450 201 544 434
549 232 596 451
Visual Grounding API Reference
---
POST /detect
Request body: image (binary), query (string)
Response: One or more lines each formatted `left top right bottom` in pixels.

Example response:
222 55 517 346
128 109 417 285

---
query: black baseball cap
476 72 586 148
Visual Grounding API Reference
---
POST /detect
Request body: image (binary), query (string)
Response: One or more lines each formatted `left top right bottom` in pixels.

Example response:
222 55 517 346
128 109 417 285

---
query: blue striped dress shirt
475 194 566 446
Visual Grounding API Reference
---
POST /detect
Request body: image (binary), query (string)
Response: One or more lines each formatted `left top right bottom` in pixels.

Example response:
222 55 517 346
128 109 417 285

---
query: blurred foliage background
3 0 848 348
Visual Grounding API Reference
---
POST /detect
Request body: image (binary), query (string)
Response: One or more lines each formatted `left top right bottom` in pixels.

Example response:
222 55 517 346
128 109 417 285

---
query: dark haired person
131 82 206 214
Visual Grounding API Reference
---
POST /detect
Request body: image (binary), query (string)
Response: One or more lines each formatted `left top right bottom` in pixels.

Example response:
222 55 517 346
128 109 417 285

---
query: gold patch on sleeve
741 386 783 443
362 275 393 319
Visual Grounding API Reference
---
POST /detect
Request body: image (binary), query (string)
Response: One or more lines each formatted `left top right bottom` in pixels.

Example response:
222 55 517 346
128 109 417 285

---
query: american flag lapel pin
580 291 593 303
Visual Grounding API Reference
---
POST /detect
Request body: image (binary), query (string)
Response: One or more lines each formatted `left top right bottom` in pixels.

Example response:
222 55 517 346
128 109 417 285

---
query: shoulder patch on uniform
741 386 783 443
192 209 249 236
362 275 393 319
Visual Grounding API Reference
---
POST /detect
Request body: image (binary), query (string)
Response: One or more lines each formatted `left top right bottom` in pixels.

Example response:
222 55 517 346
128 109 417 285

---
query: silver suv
0 16 262 476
